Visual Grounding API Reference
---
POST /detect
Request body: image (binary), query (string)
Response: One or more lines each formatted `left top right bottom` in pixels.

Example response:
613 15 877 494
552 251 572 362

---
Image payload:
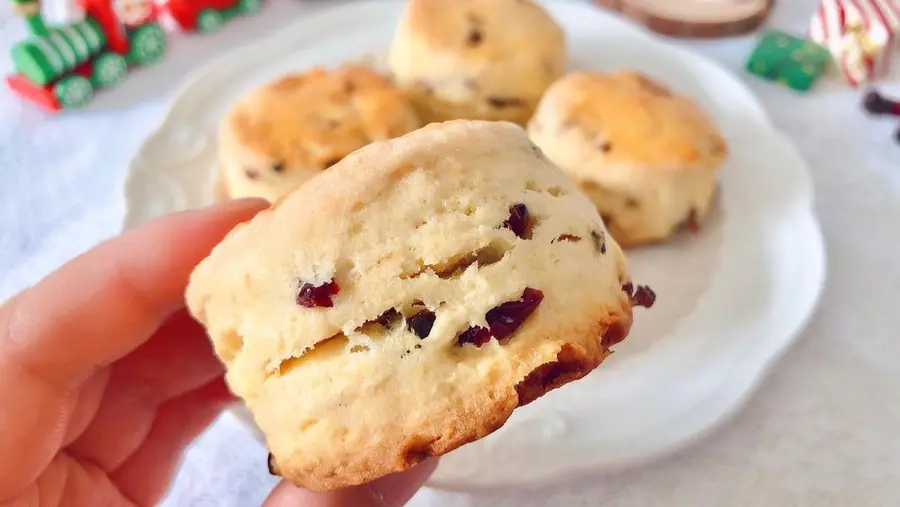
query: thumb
262 459 438 507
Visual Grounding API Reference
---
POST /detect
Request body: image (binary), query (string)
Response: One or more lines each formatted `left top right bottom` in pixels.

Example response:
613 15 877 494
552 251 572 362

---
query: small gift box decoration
745 30 833 92
809 0 900 86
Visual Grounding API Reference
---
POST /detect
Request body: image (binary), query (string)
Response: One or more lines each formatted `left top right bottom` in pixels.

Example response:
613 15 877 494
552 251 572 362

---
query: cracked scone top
387 0 566 125
527 71 728 247
186 120 654 491
218 64 420 203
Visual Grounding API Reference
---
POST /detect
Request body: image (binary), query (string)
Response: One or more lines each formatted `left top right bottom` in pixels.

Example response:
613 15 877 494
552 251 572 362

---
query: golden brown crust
387 0 566 125
218 65 420 202
527 71 725 247
529 71 727 170
227 65 418 167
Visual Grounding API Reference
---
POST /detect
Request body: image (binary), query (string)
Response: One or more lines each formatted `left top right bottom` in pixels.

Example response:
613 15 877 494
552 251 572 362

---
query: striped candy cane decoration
809 0 900 86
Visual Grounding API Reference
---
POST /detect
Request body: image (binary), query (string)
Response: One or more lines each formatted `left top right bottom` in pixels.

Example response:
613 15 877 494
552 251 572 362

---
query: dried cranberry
456 288 544 347
417 80 434 95
408 310 436 339
503 203 530 239
622 282 655 309
682 209 701 234
487 96 525 108
630 285 656 308
374 308 401 327
467 29 483 46
542 60 555 76
457 325 492 347
485 288 544 339
296 279 340 308
862 89 900 116
591 230 606 254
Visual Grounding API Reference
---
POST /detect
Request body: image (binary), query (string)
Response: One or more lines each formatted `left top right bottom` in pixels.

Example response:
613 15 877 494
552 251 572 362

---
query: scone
527 71 728 247
218 65 420 202
186 121 655 491
387 0 566 125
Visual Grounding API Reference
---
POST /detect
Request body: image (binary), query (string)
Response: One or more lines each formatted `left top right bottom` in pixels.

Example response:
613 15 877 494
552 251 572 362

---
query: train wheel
197 9 225 33
54 76 93 109
92 53 127 88
239 0 262 14
128 23 167 66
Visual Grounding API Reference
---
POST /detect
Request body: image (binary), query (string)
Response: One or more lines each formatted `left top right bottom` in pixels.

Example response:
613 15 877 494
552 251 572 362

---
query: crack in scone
399 240 511 280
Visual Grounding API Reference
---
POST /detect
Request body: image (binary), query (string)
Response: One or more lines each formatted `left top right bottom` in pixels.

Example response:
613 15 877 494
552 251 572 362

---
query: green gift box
746 30 833 92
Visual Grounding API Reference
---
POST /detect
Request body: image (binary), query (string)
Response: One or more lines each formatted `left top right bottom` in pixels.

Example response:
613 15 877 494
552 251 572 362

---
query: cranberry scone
387 0 566 125
186 120 654 491
218 64 420 203
527 71 728 248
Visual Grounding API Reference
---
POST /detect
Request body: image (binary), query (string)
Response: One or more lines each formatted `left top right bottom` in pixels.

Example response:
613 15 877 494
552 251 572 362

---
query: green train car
6 0 165 111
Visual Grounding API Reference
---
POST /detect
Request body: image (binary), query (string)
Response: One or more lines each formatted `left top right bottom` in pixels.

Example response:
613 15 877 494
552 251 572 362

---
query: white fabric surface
1 1 899 506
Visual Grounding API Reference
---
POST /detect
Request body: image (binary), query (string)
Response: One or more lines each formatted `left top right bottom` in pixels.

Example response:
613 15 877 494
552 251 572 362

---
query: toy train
6 0 262 112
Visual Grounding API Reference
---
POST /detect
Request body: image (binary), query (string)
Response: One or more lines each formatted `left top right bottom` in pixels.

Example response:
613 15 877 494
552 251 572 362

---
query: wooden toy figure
11 0 47 34
113 0 157 28
5 0 167 111
594 0 775 38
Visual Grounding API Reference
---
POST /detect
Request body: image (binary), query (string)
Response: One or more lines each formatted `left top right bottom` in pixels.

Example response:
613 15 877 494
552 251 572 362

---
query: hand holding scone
0 199 434 507
187 120 655 491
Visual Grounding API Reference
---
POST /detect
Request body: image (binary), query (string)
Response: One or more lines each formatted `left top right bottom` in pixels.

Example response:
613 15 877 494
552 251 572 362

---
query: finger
0 198 267 499
0 452 135 507
0 197 267 390
263 459 438 507
67 310 232 470
0 371 81 503
62 368 111 446
112 309 228 402
109 378 234 506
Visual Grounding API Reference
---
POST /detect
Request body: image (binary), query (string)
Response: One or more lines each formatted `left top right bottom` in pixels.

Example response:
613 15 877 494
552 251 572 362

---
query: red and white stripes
809 0 900 86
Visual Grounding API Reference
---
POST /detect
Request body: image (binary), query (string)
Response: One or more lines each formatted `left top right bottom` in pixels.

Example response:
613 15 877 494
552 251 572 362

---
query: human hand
0 199 436 507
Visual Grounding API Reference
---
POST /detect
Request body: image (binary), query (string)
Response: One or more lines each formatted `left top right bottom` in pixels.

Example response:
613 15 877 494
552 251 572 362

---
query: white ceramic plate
122 0 826 491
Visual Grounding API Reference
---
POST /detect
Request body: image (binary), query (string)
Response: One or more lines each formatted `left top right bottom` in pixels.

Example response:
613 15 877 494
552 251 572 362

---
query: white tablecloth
2 1 899 506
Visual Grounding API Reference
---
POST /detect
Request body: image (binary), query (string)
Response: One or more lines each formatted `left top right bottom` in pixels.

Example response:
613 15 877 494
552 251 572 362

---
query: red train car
165 0 261 33
7 0 262 111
